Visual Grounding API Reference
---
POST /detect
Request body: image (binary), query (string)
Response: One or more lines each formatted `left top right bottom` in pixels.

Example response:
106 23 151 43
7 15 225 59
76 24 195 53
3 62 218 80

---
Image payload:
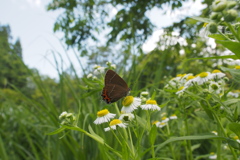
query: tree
0 24 29 89
47 0 201 50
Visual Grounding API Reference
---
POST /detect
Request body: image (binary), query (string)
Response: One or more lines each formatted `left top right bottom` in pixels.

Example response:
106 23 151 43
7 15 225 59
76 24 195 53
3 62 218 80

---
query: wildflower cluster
93 90 177 132
152 113 177 129
206 0 239 35
164 70 227 96
59 111 76 125
86 62 116 80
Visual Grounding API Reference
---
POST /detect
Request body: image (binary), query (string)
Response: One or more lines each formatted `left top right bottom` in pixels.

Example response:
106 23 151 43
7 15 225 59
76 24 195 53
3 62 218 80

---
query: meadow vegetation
1 0 240 159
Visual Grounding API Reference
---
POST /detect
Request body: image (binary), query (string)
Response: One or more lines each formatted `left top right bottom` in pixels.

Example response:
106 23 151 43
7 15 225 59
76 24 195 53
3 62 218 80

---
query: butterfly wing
102 70 130 104
104 70 128 88
102 84 129 104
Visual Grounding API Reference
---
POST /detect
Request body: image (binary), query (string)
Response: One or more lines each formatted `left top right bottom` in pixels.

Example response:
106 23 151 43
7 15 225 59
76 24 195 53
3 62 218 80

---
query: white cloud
142 30 164 52
26 0 42 8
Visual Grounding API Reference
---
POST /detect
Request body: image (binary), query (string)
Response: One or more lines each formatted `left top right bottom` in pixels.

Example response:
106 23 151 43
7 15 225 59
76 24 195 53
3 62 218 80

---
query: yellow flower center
212 69 221 73
97 109 109 117
199 72 208 78
210 152 215 155
160 122 166 125
178 86 185 91
235 66 240 69
177 74 186 77
162 116 167 120
94 65 101 69
110 119 122 126
233 136 239 140
203 22 208 27
122 96 134 106
146 99 157 105
186 75 195 81
152 121 159 125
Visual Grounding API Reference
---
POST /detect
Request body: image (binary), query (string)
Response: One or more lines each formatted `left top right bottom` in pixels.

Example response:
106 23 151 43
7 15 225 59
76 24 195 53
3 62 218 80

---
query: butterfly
101 70 130 104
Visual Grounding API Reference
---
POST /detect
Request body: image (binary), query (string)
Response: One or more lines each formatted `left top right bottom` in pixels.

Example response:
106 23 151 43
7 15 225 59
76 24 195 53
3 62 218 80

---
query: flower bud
208 23 218 33
212 0 227 12
227 1 237 9
224 9 238 22
210 12 222 21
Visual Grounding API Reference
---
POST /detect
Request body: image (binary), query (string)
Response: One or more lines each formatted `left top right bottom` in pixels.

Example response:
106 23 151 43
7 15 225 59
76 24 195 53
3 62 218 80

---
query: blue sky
0 0 74 78
0 0 205 78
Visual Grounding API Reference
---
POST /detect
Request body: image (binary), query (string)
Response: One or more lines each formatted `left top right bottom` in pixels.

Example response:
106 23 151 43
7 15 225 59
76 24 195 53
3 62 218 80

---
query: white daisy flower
165 77 181 89
176 86 187 95
152 121 160 126
180 73 193 84
140 100 160 111
161 116 169 123
195 72 213 85
104 119 127 132
140 91 149 103
227 91 239 98
235 66 240 69
158 122 167 128
226 59 240 66
233 136 240 143
94 109 116 125
199 23 210 38
184 75 198 87
169 114 178 120
161 112 167 117
121 96 141 113
111 64 116 69
140 91 149 97
211 131 218 135
152 120 167 128
93 65 106 75
209 152 217 159
87 73 93 79
59 111 76 125
209 81 222 94
119 113 135 122
211 70 225 79
59 111 68 120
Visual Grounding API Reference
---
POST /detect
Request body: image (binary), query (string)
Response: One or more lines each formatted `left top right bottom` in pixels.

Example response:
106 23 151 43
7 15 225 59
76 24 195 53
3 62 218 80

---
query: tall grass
1 2 240 158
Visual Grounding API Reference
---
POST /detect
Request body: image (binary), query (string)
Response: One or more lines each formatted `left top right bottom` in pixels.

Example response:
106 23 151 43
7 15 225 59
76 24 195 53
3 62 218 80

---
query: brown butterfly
101 70 130 104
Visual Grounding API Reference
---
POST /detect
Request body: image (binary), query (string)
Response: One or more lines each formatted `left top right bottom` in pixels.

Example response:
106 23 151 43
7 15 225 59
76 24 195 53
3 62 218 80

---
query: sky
0 0 205 79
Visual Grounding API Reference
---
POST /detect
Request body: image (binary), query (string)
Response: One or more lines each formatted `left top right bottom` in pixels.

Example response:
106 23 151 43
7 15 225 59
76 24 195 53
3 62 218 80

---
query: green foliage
0 25 29 90
2 0 240 160
47 0 190 49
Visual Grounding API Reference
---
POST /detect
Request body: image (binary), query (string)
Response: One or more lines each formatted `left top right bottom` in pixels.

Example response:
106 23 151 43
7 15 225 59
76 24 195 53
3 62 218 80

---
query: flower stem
167 124 176 160
114 103 121 116
184 118 193 160
212 111 238 160
225 22 240 42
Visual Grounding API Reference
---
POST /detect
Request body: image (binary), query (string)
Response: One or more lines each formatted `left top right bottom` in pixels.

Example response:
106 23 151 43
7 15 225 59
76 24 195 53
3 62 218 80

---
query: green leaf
215 40 240 58
191 16 215 23
223 98 240 106
228 122 240 138
155 135 225 152
208 34 228 40
46 127 66 135
149 125 157 145
136 115 149 130
227 138 240 149
88 125 105 144
221 66 240 82
185 55 238 62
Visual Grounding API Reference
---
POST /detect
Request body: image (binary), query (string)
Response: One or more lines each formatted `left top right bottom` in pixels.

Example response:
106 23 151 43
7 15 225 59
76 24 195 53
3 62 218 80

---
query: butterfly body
101 70 130 104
